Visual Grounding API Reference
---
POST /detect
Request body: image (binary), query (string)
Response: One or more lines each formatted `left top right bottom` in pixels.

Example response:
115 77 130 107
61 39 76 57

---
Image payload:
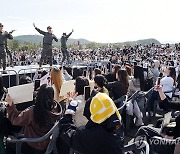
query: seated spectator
58 92 124 154
72 76 89 127
50 67 63 102
136 85 180 154
62 69 73 81
5 84 61 154
94 75 109 95
125 65 132 76
2 76 36 143
105 64 121 82
129 65 145 95
150 60 160 78
73 68 83 79
149 66 176 112
93 68 102 77
107 69 129 106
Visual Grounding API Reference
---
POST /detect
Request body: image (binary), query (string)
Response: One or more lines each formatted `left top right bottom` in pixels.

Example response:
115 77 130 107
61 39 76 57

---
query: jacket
107 81 126 100
0 32 13 51
105 73 117 82
73 95 88 127
35 27 58 45
59 114 124 154
7 103 61 150
61 32 72 49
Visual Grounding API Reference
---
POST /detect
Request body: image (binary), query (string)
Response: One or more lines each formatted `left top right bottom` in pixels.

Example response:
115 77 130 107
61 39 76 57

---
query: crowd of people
3 42 180 67
0 41 180 154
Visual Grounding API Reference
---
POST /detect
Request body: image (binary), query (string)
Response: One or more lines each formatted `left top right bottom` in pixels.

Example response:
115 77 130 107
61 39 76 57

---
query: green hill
14 35 90 45
13 35 161 46
114 38 161 46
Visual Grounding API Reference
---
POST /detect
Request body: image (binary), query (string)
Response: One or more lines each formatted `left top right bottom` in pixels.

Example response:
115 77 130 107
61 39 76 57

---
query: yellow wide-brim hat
90 93 121 124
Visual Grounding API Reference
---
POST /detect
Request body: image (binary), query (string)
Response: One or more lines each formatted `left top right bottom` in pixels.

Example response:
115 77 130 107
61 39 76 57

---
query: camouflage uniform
0 31 13 70
61 32 72 64
35 27 58 67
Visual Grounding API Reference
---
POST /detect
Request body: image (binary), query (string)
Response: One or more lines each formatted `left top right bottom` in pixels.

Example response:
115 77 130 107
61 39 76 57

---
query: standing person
33 23 58 67
61 29 74 65
0 23 13 74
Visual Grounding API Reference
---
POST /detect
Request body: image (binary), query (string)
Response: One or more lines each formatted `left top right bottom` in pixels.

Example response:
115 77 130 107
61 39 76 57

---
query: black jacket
61 32 72 49
0 32 13 48
105 73 117 82
159 98 180 138
107 81 126 100
35 27 58 45
59 114 124 154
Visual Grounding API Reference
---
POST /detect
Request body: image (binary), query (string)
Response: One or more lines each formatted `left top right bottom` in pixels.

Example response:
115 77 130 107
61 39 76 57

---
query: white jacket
73 95 88 127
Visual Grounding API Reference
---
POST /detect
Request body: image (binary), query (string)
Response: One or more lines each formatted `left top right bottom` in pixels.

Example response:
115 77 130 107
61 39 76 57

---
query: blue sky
1 0 180 43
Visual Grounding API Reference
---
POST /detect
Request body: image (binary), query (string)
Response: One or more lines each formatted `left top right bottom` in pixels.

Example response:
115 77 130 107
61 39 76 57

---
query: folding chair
122 140 150 154
14 121 59 154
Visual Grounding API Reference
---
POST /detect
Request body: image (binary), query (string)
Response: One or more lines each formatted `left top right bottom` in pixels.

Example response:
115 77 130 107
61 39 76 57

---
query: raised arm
33 23 46 35
66 29 74 38
157 85 180 111
4 31 13 40
6 95 32 126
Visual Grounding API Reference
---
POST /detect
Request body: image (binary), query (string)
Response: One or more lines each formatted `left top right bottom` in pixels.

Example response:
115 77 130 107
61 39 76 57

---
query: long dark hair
117 69 129 94
94 75 108 88
33 84 55 128
134 66 145 91
168 66 176 85
75 76 89 95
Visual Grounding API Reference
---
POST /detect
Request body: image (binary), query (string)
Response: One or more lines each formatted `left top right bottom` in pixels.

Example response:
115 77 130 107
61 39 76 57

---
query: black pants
39 45 53 67
6 140 45 154
61 48 70 64
6 49 13 65
136 126 175 154
148 90 170 112
0 48 6 70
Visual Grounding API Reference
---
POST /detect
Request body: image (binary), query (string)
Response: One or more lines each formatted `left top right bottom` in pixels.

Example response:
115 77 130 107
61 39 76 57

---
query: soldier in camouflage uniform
33 23 58 67
0 23 13 74
61 29 74 65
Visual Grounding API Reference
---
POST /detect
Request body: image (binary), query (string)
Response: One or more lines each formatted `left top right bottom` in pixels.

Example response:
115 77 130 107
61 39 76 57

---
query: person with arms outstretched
61 29 74 66
33 23 58 67
0 23 14 74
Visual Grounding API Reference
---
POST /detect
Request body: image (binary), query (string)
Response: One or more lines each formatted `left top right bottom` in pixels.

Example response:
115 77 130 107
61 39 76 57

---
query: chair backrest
16 121 59 154
116 95 128 114
44 121 59 154
122 140 149 154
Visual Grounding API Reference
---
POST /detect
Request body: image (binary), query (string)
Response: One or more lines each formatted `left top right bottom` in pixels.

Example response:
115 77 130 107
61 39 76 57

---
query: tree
8 40 20 51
